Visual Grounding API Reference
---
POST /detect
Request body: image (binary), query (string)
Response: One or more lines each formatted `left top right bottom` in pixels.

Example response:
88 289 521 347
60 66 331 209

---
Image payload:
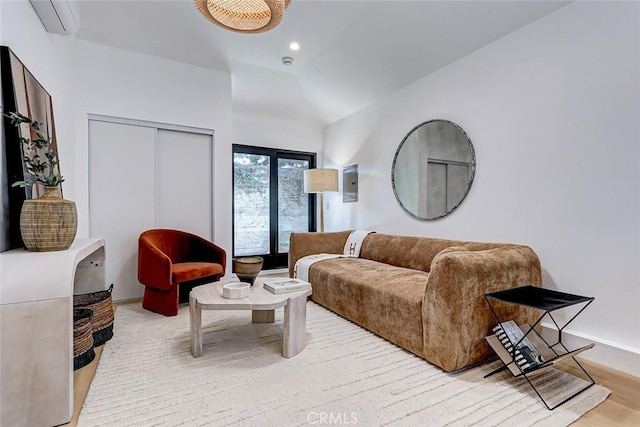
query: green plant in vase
5 110 77 251
6 111 64 188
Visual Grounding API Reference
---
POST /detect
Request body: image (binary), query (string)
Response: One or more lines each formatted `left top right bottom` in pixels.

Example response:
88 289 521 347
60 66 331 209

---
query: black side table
484 285 595 410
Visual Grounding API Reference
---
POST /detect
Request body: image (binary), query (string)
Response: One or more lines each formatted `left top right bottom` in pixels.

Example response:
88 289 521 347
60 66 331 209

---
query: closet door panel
89 121 156 301
156 130 213 240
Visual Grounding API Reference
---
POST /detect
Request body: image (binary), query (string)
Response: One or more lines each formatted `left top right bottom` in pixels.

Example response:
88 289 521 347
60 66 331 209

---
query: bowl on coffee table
232 256 263 286
222 282 251 299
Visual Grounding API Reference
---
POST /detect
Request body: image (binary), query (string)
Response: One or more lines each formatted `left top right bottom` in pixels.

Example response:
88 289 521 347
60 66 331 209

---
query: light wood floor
64 307 640 426
562 359 640 426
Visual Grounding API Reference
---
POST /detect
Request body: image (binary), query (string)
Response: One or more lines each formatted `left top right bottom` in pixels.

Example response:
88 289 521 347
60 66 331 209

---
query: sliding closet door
89 118 215 302
89 121 156 302
156 129 213 239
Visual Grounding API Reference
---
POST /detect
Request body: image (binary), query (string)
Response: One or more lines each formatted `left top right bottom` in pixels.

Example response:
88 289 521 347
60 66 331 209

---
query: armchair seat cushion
172 262 223 283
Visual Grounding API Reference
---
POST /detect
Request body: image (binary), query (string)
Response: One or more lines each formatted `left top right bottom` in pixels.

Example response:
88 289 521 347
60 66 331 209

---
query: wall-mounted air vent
29 0 80 36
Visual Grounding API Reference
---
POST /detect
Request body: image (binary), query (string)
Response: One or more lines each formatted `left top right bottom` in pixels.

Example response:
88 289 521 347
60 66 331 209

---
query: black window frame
232 144 317 269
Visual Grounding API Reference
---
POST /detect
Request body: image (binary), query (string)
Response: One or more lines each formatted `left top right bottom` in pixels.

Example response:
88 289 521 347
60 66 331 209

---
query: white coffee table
189 278 312 358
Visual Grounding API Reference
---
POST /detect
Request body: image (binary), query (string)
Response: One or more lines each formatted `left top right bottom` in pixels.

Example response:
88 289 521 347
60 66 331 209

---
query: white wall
233 114 322 154
69 39 232 253
323 2 640 375
1 1 233 275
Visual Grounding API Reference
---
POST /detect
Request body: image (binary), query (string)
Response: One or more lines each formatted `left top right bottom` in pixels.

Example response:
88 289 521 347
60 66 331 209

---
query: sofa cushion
359 234 469 272
309 257 428 357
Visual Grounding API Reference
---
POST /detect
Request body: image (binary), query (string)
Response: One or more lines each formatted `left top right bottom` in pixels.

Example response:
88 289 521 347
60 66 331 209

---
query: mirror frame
391 119 476 221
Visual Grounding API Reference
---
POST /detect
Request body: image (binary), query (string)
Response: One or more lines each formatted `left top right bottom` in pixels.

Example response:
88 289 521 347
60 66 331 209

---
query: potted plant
6 111 77 251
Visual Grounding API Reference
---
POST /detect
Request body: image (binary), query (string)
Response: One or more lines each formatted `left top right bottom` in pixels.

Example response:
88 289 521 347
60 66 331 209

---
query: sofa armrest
138 237 173 291
422 245 542 372
288 231 352 277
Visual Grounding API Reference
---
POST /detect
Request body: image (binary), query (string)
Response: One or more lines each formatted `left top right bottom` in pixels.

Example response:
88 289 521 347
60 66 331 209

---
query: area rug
78 302 610 426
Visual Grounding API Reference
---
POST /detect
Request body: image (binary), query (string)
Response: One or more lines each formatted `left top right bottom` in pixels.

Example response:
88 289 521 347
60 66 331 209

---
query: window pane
233 153 270 256
278 158 309 253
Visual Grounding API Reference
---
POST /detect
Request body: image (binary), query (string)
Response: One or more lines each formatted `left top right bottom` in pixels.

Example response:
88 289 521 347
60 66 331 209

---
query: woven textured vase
20 186 77 252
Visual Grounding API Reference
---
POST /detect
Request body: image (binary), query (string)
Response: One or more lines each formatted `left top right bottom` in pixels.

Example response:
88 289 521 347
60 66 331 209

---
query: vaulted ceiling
75 0 569 125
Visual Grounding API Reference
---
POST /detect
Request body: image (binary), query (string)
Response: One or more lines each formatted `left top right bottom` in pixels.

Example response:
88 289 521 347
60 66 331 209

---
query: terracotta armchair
138 229 226 316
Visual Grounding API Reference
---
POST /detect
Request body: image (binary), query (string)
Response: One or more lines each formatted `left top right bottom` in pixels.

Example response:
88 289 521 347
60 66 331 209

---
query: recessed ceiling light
289 41 300 51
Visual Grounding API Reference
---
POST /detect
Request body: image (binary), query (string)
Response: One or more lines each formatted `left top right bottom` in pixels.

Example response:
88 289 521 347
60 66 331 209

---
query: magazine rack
484 285 595 410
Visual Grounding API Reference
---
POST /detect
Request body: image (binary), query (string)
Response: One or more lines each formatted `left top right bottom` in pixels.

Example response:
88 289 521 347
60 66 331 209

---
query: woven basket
73 308 95 370
74 284 114 346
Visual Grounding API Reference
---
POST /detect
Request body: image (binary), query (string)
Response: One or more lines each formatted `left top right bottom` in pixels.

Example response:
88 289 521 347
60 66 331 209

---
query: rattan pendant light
194 0 293 33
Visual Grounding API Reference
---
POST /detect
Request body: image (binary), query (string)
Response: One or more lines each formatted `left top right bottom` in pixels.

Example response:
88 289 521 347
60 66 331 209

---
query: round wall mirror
392 119 475 220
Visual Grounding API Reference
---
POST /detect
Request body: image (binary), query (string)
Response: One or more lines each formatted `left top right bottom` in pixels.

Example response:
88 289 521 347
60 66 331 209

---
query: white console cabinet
0 238 105 427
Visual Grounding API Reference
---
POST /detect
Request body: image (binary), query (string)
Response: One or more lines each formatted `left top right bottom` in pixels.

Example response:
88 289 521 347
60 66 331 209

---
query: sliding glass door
233 145 316 269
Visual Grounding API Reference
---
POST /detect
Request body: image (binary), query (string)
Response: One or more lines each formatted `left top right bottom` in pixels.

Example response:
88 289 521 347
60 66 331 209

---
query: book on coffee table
263 278 311 295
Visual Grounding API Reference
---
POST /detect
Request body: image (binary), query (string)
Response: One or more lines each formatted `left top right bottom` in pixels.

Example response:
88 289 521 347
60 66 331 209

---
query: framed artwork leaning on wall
0 46 61 250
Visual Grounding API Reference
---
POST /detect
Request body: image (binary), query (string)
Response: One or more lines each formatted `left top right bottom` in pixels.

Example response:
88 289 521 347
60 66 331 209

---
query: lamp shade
304 169 339 193
194 0 292 34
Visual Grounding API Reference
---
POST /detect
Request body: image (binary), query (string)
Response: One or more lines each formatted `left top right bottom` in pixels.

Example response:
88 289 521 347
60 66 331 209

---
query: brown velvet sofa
289 231 542 372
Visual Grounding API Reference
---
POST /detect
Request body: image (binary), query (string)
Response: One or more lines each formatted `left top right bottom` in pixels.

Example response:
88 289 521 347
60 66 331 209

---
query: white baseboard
540 323 640 378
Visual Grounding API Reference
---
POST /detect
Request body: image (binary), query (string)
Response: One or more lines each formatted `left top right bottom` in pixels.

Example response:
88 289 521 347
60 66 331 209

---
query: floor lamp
304 168 339 232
